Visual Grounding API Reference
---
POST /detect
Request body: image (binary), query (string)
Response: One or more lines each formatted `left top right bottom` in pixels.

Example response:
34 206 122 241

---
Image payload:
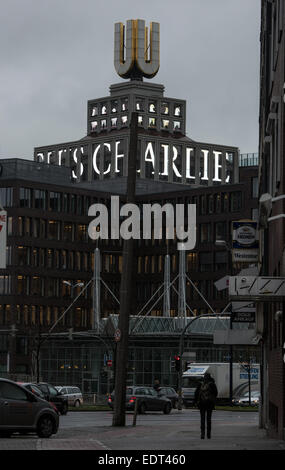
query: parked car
233 391 260 407
0 378 59 438
108 386 172 414
157 387 178 409
17 382 60 415
35 382 68 415
55 386 83 407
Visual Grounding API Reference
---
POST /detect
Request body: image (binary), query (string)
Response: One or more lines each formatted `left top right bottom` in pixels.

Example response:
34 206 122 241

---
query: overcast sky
0 0 260 160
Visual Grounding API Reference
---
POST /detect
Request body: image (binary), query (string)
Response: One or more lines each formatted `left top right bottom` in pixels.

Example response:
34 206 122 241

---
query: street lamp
62 280 84 294
215 239 233 405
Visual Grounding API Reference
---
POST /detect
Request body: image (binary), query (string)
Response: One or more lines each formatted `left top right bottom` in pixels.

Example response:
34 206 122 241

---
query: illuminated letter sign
114 19 160 79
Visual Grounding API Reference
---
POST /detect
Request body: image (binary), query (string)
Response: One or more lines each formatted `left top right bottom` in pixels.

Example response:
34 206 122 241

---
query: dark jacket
194 378 218 410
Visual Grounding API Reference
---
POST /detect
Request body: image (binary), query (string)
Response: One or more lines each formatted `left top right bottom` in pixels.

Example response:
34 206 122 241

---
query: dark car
35 382 68 415
0 378 59 438
158 387 178 409
108 386 172 414
17 382 60 415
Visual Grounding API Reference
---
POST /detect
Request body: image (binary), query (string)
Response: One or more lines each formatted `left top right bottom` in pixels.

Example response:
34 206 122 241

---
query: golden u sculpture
114 19 160 80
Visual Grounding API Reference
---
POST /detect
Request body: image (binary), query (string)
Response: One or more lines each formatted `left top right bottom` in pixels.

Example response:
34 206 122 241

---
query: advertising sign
232 220 258 249
0 210 7 269
232 220 259 263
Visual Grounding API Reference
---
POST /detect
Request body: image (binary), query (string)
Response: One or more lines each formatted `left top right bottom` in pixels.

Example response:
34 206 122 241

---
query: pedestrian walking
194 372 218 439
153 378 161 392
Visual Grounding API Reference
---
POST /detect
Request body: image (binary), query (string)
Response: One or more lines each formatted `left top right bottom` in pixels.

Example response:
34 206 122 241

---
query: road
0 409 284 451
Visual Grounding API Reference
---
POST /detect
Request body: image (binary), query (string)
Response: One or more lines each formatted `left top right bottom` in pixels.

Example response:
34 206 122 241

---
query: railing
239 153 258 167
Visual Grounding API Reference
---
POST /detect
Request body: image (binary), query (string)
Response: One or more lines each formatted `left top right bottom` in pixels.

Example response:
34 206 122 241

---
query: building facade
0 19 259 393
258 1 285 440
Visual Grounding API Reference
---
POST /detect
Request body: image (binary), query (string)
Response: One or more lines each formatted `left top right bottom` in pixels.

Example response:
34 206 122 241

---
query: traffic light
174 354 181 371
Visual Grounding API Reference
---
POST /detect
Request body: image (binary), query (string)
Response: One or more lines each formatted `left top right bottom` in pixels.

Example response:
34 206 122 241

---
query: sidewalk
1 410 284 451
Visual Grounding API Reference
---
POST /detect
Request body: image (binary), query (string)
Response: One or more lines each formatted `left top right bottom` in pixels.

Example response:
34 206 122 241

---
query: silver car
55 386 83 407
0 378 59 438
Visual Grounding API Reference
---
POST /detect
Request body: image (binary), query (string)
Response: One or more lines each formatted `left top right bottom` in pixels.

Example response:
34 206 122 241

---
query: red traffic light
174 355 181 371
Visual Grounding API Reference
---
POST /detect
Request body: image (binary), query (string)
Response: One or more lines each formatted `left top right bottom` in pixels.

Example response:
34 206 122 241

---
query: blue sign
232 221 259 250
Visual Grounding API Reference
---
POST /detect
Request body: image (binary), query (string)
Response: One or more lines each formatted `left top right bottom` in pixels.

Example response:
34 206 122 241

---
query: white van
55 386 83 407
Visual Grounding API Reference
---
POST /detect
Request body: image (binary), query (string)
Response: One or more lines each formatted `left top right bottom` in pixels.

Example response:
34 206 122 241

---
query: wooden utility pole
112 112 138 426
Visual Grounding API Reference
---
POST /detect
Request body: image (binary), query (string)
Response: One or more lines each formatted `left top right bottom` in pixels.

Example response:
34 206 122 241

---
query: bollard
133 398 139 426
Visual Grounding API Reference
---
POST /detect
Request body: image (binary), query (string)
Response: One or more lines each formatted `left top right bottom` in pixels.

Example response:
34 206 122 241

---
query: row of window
19 188 95 213
14 216 234 247
16 247 93 271
16 188 244 217
0 304 90 328
18 217 89 242
195 192 242 215
90 115 182 132
6 247 228 277
90 98 182 117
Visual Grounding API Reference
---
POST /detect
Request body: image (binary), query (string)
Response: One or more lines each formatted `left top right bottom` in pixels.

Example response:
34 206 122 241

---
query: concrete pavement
0 410 284 451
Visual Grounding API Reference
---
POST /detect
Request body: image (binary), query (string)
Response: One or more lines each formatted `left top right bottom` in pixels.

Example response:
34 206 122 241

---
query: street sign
107 359 112 367
232 311 255 323
229 276 285 301
232 301 256 323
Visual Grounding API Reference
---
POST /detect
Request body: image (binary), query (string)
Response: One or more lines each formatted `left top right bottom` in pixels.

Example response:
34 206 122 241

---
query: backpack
199 381 215 404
